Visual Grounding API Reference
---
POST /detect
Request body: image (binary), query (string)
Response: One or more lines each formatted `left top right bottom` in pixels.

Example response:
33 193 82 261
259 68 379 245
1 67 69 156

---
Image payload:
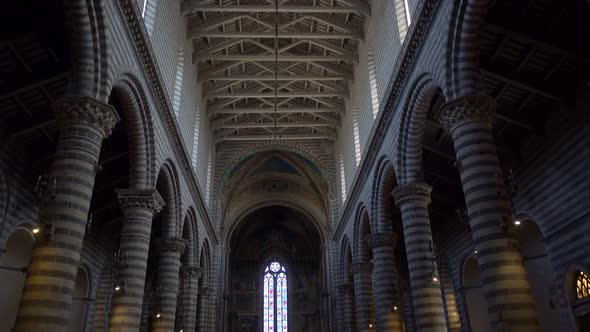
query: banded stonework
109 189 165 331
14 96 120 332
438 96 539 331
393 183 447 332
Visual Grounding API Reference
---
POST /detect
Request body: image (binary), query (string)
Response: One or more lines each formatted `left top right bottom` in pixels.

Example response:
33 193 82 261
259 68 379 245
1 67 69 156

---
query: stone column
438 95 538 331
393 183 447 331
338 283 355 331
400 278 417 332
177 266 202 332
198 286 212 332
367 232 404 332
108 189 164 331
352 261 375 331
152 238 187 332
14 96 119 332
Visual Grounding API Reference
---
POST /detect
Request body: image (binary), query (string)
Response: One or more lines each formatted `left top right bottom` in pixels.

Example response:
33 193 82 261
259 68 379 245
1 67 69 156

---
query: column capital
116 189 165 214
337 283 353 295
181 265 203 279
392 183 432 207
53 96 120 138
437 95 495 133
200 286 213 296
158 237 187 253
366 232 397 249
350 261 373 274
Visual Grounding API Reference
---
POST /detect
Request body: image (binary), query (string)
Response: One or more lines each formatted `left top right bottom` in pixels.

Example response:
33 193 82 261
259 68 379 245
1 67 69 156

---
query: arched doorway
462 256 492 332
515 218 560 331
227 205 324 332
0 227 35 331
67 266 91 332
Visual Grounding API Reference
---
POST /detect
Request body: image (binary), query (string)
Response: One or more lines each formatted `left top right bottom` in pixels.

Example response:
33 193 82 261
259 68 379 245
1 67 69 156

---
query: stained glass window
263 261 288 331
577 271 590 300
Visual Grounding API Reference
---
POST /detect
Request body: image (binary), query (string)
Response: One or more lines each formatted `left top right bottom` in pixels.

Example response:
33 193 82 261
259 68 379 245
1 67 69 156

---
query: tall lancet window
263 261 288 331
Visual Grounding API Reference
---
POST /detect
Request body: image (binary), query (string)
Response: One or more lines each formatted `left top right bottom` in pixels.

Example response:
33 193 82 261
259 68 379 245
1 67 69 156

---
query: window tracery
577 271 590 300
263 261 288 331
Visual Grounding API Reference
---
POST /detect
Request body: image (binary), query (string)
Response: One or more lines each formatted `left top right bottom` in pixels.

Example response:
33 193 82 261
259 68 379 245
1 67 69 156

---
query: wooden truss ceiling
183 0 370 142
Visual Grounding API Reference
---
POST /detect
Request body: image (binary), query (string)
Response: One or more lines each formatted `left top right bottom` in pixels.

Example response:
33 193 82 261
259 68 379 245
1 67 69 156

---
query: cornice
333 0 440 241
118 0 217 244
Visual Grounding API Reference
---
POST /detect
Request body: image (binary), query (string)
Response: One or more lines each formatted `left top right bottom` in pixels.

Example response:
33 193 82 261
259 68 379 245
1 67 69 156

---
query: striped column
152 238 187 332
108 189 165 331
400 278 417 332
439 262 461 331
14 96 119 332
177 266 202 332
338 283 355 331
366 232 404 332
438 95 538 331
93 268 114 332
197 286 212 332
352 261 375 331
393 183 447 332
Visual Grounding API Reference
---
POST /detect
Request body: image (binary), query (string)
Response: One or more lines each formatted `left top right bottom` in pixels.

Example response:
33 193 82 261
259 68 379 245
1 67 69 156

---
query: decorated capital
366 232 397 249
392 182 432 207
437 95 495 134
181 266 203 279
337 283 353 295
159 237 187 253
116 189 165 214
53 96 120 138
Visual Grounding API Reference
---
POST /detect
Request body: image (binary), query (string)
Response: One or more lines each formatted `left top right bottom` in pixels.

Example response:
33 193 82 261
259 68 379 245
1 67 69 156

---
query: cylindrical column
197 286 212 332
400 278 417 332
438 95 538 331
152 238 186 332
177 266 202 332
108 189 165 331
338 283 355 331
14 96 119 331
367 232 404 332
352 261 375 331
393 183 447 331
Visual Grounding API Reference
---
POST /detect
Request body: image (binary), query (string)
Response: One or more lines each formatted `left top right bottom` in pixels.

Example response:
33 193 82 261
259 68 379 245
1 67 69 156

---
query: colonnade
336 95 539 332
11 96 209 332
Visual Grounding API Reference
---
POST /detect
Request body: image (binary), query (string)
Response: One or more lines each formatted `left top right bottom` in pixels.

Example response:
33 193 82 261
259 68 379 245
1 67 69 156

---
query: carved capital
392 183 432 207
350 261 373 274
337 283 352 295
200 286 212 296
437 95 495 134
181 266 203 279
366 232 397 249
53 96 120 138
158 237 187 253
116 189 165 214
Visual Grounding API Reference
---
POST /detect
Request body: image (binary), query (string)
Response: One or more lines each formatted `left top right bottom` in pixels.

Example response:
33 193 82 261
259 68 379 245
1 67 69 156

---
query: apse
226 206 325 332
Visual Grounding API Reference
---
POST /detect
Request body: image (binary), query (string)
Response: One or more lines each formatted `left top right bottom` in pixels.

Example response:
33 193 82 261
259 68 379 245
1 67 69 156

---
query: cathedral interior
0 0 589 331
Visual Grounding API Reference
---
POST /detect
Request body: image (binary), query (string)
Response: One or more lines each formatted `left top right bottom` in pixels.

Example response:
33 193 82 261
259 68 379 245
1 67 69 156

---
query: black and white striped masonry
177 266 202 332
14 96 120 332
367 232 404 332
152 237 186 331
393 183 447 332
109 189 164 331
352 261 376 331
338 282 355 331
438 95 538 331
